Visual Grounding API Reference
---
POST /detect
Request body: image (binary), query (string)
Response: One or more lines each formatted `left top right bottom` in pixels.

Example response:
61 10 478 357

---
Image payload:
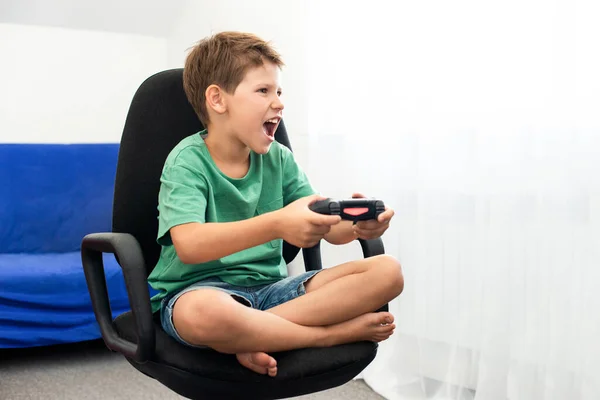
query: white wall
0 23 168 143
0 0 185 37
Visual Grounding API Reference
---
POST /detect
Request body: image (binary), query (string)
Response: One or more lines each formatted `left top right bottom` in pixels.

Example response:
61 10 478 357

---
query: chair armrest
358 238 388 312
302 237 386 272
302 242 323 271
81 232 155 363
302 237 389 312
357 237 385 258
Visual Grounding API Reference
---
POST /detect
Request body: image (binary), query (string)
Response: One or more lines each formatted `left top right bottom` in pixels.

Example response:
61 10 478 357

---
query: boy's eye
258 88 283 96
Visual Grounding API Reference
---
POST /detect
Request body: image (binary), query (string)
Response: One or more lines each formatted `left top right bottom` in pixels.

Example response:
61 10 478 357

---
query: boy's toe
236 352 278 376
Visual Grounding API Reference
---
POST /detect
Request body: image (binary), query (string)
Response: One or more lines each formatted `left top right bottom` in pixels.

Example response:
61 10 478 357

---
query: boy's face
224 62 284 154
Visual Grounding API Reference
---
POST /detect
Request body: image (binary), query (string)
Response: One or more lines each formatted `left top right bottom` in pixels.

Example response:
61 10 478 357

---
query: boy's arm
171 213 280 264
171 195 341 264
324 221 356 245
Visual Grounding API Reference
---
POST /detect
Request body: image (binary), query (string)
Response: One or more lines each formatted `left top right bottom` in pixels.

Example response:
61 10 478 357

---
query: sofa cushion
0 252 129 348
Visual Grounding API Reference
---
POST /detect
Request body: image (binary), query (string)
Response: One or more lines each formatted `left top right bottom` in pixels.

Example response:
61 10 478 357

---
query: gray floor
0 340 385 400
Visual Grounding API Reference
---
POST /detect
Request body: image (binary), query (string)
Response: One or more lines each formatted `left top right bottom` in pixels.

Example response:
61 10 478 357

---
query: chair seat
114 311 378 399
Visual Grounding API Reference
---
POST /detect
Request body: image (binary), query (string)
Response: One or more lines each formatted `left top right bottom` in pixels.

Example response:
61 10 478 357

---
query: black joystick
309 198 385 223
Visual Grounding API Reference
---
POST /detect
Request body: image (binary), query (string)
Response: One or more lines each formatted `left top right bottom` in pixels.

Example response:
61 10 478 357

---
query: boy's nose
272 97 284 111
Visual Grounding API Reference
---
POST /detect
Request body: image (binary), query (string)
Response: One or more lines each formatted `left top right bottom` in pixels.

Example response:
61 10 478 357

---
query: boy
148 31 404 377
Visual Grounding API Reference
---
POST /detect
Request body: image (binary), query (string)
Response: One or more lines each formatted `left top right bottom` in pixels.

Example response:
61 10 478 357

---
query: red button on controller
343 207 369 216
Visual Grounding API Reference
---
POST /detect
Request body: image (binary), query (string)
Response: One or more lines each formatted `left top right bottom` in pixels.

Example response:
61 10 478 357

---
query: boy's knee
173 290 240 344
372 255 404 297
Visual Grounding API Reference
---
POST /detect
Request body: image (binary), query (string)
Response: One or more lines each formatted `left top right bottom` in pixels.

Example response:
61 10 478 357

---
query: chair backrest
112 69 299 276
0 143 118 253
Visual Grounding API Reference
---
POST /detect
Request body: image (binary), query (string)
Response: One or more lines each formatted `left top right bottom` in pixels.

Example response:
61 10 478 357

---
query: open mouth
263 118 280 138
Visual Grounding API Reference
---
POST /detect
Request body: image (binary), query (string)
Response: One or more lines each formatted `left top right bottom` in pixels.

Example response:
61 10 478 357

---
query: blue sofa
0 144 130 348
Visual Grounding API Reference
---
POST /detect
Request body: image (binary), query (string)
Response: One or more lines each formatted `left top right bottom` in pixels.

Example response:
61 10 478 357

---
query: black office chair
81 69 388 399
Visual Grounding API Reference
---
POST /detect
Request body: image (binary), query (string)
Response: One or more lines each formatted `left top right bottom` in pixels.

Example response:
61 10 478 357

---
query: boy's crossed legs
171 254 404 376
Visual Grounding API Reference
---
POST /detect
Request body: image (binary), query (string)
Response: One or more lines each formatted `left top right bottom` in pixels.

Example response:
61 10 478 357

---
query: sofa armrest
81 232 154 363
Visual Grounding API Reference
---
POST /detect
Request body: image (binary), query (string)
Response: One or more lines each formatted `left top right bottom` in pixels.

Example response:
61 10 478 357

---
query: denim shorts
160 270 321 347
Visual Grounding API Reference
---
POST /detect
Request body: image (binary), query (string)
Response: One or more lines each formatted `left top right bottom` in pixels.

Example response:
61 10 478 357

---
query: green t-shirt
148 131 316 312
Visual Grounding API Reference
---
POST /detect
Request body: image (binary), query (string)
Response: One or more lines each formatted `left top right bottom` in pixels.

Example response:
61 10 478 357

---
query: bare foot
325 312 396 346
236 352 278 377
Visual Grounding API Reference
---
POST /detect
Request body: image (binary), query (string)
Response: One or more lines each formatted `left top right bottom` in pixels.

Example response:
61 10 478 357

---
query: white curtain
305 1 600 399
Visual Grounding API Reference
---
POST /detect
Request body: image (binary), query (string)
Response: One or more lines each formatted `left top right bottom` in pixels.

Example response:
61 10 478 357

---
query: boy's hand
275 195 342 248
351 193 394 240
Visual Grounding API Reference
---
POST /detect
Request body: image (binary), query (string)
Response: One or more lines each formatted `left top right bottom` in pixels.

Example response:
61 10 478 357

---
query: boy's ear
205 84 227 114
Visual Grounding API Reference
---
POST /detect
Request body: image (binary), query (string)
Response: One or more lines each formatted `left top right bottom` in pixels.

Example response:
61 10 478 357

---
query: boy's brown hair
183 31 284 126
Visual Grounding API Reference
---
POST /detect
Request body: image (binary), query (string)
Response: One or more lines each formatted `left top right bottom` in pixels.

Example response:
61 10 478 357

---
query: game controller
309 198 386 222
